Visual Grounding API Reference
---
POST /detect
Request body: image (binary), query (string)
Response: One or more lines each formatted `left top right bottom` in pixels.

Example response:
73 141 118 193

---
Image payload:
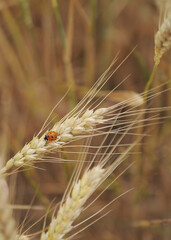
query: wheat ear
0 178 17 240
0 108 108 176
41 166 105 240
154 15 171 64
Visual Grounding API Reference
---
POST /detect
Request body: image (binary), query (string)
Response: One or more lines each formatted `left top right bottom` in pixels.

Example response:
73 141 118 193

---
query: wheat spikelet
0 108 108 176
154 5 171 64
154 16 171 64
41 166 105 240
0 178 17 240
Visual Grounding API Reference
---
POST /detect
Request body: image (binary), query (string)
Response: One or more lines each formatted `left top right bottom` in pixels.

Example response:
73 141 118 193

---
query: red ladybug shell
44 131 58 141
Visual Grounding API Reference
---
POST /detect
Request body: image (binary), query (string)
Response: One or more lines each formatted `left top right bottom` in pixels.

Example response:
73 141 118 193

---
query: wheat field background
0 0 171 240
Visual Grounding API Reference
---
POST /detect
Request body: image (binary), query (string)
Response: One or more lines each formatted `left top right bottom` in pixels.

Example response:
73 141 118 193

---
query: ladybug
44 131 58 141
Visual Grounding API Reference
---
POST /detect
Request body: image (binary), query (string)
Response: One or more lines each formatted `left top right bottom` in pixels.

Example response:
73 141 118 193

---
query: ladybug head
44 135 49 141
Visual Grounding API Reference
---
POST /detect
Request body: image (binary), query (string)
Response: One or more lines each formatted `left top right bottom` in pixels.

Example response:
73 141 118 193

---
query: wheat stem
52 0 66 48
144 63 158 101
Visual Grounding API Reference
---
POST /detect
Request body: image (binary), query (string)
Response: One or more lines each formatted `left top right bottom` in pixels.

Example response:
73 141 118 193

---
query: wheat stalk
0 178 18 240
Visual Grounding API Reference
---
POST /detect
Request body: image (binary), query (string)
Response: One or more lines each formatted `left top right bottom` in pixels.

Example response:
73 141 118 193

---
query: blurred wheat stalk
0 178 28 240
0 178 17 240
